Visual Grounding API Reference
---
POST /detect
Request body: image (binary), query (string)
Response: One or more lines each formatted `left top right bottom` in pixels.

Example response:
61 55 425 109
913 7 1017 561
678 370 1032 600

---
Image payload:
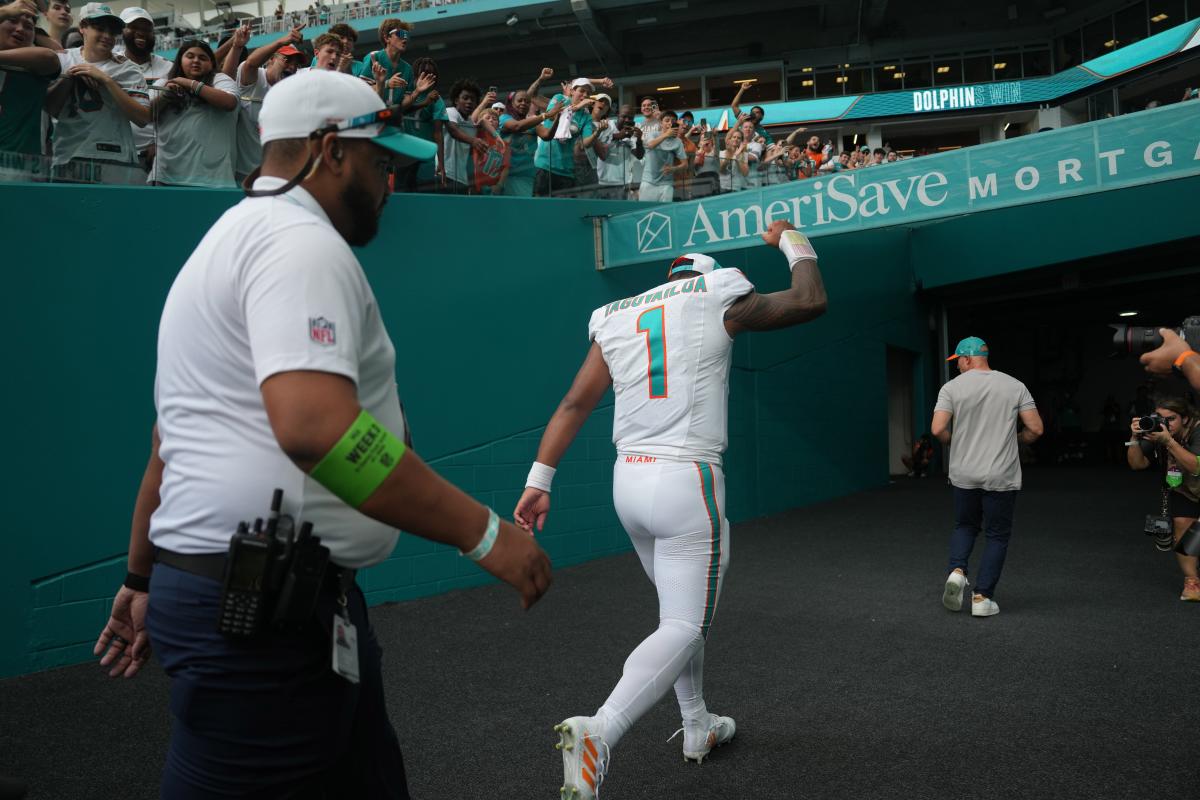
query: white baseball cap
490 102 505 111
79 3 123 26
120 6 155 25
668 253 721 277
259 70 437 161
569 77 594 89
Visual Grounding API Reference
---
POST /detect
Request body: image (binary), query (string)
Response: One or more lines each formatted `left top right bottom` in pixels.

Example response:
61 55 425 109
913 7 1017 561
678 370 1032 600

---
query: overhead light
736 78 757 84
1003 122 1011 131
835 76 848 83
428 42 446 50
505 12 518 26
1151 13 1168 23
994 62 1007 70
936 65 950 73
801 67 812 73
801 79 813 86
893 72 905 79
843 63 850 68
883 64 896 70
636 16 657 24
1119 311 1139 317
1104 39 1118 48
853 133 859 144
657 85 681 91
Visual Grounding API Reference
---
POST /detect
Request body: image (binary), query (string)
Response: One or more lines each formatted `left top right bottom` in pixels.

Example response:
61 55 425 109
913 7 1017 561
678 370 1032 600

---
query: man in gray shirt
931 337 1043 617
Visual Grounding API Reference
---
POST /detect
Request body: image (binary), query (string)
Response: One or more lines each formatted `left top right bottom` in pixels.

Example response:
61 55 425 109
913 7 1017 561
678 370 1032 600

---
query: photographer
1126 397 1200 601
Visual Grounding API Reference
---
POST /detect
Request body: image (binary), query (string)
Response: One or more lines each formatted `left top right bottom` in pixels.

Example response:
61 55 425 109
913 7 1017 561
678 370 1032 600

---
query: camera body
1137 413 1169 433
1111 315 1200 357
1144 514 1174 551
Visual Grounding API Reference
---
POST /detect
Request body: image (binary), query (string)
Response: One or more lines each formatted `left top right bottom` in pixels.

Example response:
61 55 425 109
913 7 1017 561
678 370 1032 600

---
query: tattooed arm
724 221 827 335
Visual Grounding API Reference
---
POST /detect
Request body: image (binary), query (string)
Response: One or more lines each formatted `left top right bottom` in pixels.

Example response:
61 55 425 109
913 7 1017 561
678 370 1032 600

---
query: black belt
154 547 357 593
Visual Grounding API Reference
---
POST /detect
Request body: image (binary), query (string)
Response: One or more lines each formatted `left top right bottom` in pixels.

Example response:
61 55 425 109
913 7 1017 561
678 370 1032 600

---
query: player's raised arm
723 221 827 335
514 343 612 532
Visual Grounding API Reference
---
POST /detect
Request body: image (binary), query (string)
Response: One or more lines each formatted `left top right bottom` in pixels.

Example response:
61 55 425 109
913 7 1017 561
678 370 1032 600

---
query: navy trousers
146 562 410 799
947 487 1018 600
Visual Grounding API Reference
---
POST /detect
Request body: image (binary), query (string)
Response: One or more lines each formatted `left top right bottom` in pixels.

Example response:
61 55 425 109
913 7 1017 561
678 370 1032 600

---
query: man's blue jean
948 487 1018 599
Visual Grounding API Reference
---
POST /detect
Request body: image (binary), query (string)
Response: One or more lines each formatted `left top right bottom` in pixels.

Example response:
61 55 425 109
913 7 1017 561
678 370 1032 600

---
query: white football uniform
588 267 754 467
580 266 754 751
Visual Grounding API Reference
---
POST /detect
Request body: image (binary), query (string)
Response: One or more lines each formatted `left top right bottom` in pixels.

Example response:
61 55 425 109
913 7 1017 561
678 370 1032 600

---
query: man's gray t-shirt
641 134 683 187
935 369 1036 491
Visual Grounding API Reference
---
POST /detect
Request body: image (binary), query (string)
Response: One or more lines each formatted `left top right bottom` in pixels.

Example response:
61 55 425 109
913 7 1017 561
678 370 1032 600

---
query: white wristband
526 461 556 493
461 508 500 562
779 229 817 269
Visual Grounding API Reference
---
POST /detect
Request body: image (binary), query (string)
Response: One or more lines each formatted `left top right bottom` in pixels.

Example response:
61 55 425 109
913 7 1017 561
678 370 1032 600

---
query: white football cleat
554 716 609 799
672 713 737 764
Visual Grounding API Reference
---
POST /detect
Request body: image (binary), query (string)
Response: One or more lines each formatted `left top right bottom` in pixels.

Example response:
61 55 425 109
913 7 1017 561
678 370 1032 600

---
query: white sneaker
671 713 737 763
972 595 1000 617
554 716 609 799
942 571 968 611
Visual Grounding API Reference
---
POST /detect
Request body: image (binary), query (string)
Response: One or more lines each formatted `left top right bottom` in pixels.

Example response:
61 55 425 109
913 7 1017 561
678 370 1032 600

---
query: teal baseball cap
947 336 989 361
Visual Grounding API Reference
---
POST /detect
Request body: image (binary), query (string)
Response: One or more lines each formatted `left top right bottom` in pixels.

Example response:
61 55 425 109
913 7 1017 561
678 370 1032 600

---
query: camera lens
1110 324 1165 356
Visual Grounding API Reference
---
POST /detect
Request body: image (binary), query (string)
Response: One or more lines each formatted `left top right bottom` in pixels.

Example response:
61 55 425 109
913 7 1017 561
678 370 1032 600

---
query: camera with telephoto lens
1144 514 1175 551
1110 315 1200 357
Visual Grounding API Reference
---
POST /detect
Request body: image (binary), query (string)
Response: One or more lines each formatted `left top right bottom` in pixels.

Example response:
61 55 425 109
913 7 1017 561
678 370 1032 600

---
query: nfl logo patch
309 317 336 346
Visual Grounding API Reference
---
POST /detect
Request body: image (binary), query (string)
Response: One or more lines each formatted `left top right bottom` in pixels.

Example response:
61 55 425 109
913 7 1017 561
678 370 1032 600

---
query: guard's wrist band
779 229 817 268
124 571 150 593
461 508 500 561
1173 350 1198 370
526 461 556 493
310 409 406 508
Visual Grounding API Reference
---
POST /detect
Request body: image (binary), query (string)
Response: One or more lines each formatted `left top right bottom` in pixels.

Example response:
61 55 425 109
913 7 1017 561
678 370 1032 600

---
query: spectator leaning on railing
117 7 170 169
590 95 642 200
147 38 237 187
719 127 750 193
692 126 718 198
639 108 685 203
397 55 442 191
47 3 149 183
440 76 484 193
498 73 555 198
223 21 306 184
0 1 61 158
532 76 596 197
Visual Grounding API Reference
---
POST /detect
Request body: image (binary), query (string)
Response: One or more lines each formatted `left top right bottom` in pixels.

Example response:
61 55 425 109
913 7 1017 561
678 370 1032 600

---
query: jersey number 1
636 306 668 399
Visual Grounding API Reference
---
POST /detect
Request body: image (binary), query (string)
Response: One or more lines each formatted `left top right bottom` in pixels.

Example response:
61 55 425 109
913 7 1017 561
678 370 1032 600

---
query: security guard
93 70 552 798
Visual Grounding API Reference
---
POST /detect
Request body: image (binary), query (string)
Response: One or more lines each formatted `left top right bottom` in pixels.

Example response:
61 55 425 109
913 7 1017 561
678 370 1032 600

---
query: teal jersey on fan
0 64 58 155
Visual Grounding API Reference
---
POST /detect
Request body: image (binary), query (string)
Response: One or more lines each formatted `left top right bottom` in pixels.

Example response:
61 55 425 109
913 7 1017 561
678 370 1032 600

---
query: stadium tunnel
924 230 1200 471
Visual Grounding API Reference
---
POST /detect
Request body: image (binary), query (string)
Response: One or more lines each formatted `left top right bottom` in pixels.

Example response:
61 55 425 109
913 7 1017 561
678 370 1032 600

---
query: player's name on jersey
602 275 709 318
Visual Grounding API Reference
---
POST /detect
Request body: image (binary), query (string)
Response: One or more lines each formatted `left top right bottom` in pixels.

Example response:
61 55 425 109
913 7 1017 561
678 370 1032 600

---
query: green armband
310 410 406 508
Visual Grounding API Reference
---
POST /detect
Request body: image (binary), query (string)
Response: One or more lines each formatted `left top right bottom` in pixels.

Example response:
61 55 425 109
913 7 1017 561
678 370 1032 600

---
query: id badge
331 615 360 684
1167 467 1183 488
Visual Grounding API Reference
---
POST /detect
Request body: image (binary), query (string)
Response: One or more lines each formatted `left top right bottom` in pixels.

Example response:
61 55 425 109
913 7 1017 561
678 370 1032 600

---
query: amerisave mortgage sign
603 101 1200 269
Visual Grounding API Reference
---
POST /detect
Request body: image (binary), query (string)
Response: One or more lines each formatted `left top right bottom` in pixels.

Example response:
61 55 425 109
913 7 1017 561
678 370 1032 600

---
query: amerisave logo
636 211 673 254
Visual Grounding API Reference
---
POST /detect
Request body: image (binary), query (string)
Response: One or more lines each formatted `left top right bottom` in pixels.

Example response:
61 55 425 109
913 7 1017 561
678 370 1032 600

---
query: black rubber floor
2 465 1193 800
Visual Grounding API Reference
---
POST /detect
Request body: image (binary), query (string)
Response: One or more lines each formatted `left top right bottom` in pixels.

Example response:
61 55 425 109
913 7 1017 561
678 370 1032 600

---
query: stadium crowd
0 1 996 197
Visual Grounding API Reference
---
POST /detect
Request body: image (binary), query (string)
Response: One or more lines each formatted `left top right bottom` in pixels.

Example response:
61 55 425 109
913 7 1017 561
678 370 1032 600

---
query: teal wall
20 172 1191 677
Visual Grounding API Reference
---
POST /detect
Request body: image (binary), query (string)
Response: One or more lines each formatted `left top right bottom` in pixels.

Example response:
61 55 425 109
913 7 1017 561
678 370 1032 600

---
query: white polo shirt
150 176 406 568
